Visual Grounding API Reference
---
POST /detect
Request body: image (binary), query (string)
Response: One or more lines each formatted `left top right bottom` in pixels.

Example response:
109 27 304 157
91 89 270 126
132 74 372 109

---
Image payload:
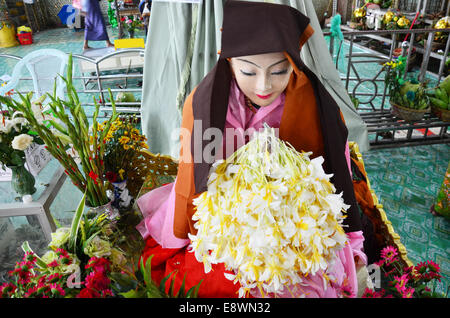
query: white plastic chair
0 49 69 101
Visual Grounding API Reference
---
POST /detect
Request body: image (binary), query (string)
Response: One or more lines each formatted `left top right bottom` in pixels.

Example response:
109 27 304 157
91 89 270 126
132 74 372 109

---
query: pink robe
136 79 366 297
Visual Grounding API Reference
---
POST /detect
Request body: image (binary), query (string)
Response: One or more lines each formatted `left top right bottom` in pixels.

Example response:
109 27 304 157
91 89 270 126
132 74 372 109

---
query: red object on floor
141 238 242 298
17 33 33 45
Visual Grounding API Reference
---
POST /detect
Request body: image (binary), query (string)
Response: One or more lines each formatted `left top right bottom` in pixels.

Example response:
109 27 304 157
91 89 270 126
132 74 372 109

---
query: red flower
101 289 114 298
47 260 59 268
23 252 37 263
105 171 118 183
88 171 99 184
426 260 440 273
77 288 100 298
361 288 392 298
84 271 111 291
49 283 65 297
47 273 63 284
414 260 442 282
0 283 17 298
86 257 111 274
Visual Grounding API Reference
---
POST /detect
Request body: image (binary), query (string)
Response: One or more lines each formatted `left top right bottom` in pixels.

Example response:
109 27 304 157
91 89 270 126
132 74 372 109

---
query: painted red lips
256 93 272 99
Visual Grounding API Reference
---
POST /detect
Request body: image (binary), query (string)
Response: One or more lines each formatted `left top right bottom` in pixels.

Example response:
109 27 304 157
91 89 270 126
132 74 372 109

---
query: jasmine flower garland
189 126 349 297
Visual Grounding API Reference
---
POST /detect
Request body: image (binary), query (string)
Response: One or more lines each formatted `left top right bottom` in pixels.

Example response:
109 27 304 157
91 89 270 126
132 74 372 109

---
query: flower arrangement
382 11 411 30
0 193 125 298
0 194 201 299
362 245 445 298
0 101 44 170
120 15 143 37
189 127 349 297
350 6 367 30
0 54 119 207
384 56 429 110
103 115 148 184
433 16 450 42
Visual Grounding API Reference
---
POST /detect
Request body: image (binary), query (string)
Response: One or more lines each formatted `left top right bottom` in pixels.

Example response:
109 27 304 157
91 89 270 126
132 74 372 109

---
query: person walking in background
82 0 114 49
139 0 152 37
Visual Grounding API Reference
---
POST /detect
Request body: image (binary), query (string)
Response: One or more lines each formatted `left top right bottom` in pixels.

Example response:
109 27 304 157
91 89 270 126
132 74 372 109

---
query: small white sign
153 0 202 3
0 166 12 181
24 143 52 176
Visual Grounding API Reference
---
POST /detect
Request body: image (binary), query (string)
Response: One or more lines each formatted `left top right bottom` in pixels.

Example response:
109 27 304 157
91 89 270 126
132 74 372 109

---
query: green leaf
186 279 202 298
119 289 143 298
21 241 48 269
68 192 86 253
167 271 177 297
141 255 153 288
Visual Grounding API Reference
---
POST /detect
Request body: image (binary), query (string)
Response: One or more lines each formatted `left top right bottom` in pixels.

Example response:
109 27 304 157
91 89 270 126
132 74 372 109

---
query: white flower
190 127 349 297
11 134 33 151
49 227 70 248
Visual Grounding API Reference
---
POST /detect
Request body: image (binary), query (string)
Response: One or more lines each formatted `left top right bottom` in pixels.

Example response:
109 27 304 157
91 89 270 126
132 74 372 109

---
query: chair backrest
0 49 69 101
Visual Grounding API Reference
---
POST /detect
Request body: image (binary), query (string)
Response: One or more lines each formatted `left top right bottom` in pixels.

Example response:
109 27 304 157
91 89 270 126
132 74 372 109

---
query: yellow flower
118 168 125 180
118 136 130 145
383 11 394 24
123 144 130 150
397 17 410 28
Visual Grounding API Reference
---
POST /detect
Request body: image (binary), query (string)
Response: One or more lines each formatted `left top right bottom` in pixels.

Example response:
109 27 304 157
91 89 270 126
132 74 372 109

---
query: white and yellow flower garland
189 127 349 297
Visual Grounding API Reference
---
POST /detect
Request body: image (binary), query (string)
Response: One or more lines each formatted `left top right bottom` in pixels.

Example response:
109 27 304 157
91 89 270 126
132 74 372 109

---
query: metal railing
325 26 450 148
0 48 144 117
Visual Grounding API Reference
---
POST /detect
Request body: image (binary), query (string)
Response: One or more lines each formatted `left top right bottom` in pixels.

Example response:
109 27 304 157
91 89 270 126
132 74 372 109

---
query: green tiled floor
362 144 449 295
0 26 449 296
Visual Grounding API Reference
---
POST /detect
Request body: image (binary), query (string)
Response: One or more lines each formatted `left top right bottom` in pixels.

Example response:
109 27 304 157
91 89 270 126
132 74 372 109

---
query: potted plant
103 115 148 210
349 6 367 30
428 75 450 122
120 15 143 38
384 56 430 121
0 100 45 200
0 54 119 210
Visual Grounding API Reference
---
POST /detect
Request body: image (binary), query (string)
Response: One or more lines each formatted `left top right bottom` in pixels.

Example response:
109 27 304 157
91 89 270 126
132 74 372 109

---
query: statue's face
229 52 293 107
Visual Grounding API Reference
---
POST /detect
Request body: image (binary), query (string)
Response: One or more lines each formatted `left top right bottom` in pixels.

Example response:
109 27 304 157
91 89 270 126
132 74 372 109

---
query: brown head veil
175 0 362 236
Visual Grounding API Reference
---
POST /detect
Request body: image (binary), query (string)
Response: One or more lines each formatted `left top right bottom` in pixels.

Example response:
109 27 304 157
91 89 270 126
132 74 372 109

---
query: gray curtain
140 0 369 159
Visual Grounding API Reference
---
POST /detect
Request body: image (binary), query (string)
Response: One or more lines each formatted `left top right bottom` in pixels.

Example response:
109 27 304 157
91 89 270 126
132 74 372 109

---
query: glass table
0 158 84 283
0 159 66 242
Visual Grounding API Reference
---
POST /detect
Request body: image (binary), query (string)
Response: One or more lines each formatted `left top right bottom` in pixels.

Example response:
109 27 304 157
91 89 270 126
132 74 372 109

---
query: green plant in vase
120 15 143 38
0 101 45 199
384 56 429 120
0 54 119 208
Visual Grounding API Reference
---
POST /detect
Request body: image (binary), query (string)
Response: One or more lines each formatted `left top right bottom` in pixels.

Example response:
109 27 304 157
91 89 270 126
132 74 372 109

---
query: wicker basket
390 102 430 122
431 105 450 122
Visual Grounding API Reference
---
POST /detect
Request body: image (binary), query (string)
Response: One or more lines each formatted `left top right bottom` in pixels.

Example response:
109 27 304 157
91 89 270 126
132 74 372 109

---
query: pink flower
23 252 37 263
380 245 399 263
414 260 442 282
361 288 390 298
402 287 415 298
56 248 69 258
50 283 65 297
47 260 59 268
47 273 63 284
0 283 17 298
426 260 440 273
390 273 409 295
